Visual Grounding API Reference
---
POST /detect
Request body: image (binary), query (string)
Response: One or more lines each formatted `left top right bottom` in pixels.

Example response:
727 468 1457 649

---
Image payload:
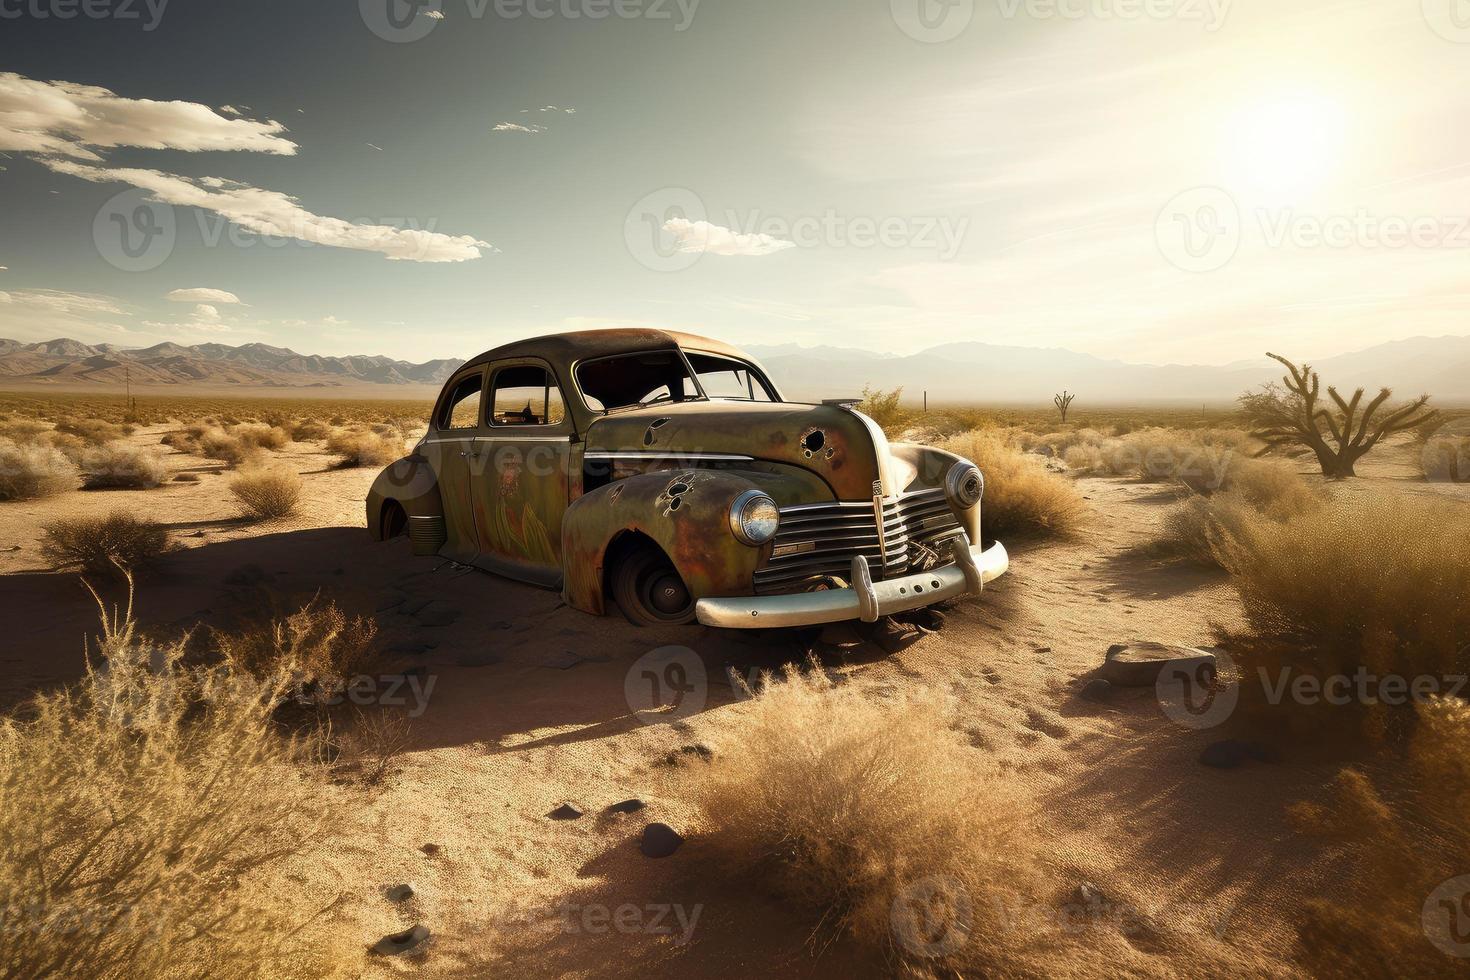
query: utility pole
923 390 928 414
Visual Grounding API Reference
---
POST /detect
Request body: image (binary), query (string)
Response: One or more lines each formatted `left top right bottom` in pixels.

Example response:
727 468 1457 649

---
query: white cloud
167 287 242 305
493 122 546 134
0 73 295 161
193 304 220 322
662 217 795 257
44 158 493 262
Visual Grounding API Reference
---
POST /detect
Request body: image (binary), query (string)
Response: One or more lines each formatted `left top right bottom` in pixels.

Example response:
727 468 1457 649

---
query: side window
491 365 566 426
687 353 775 401
438 373 484 430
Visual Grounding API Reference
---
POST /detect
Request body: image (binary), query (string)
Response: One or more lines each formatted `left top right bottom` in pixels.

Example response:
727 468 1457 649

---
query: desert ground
2 395 1468 979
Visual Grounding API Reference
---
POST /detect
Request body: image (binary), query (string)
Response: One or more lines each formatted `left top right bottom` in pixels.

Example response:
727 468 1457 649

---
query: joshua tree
1054 390 1075 424
1240 353 1437 478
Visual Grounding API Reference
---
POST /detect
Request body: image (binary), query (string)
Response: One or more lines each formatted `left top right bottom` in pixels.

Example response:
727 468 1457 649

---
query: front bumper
694 533 1009 629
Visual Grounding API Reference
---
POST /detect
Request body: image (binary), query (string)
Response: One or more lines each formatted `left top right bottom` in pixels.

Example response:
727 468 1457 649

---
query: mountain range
2 334 1467 406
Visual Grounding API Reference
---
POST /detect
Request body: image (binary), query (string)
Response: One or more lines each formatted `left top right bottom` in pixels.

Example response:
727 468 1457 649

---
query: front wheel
610 546 696 627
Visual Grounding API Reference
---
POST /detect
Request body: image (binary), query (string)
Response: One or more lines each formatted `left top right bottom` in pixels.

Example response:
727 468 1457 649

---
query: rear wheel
611 546 696 626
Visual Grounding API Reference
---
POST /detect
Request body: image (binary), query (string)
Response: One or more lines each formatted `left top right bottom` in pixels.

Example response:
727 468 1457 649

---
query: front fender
561 469 770 615
890 442 981 544
366 453 445 553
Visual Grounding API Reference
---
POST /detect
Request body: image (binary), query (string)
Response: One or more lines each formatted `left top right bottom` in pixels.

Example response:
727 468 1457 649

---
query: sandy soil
2 426 1464 977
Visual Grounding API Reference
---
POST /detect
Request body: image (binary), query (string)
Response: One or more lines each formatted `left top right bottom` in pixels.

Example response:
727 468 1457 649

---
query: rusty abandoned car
367 329 1008 627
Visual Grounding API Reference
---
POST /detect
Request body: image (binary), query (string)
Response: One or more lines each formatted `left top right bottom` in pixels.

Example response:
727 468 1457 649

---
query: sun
1226 93 1347 198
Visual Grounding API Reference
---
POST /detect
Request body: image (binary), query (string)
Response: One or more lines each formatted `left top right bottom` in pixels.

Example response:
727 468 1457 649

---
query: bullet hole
609 484 623 502
666 481 690 496
800 429 826 458
660 473 695 516
668 497 682 511
825 447 836 459
643 417 672 446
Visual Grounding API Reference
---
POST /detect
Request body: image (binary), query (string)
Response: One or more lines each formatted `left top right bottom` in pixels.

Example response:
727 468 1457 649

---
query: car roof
460 328 752 372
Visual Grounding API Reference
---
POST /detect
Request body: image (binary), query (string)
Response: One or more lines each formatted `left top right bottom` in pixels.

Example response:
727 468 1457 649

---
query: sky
2 0 1470 366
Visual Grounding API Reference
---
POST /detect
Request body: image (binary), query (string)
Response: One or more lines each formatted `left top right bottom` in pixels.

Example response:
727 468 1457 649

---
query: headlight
945 461 984 509
729 489 780 545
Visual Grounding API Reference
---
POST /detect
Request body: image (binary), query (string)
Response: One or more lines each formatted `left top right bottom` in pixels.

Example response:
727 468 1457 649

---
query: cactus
1053 390 1075 424
1240 353 1437 478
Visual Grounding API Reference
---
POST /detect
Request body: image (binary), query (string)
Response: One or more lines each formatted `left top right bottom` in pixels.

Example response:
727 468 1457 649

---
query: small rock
640 822 684 858
385 883 416 902
1074 881 1106 906
371 924 430 956
1079 679 1112 703
1100 641 1216 688
419 843 441 857
1035 646 1053 654
548 803 583 820
607 798 646 815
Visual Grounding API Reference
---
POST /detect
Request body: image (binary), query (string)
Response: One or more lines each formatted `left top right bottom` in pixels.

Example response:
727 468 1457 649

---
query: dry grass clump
230 423 291 451
0 437 79 500
1062 427 1249 486
40 513 171 575
0 586 355 980
693 664 1041 972
325 427 406 468
78 444 168 490
229 466 302 520
0 418 51 443
1213 493 1470 736
937 428 1086 538
339 707 413 785
212 594 379 695
53 417 130 445
1153 459 1324 566
198 426 260 466
1285 698 1470 975
289 418 332 442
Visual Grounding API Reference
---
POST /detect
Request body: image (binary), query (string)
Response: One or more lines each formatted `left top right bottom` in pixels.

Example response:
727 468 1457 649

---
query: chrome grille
753 488 963 594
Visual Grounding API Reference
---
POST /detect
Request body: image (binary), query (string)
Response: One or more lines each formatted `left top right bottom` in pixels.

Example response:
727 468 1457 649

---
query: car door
471 358 575 587
422 367 486 563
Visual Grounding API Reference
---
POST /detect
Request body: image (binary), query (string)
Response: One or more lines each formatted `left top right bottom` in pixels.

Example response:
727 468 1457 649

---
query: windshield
685 352 776 402
576 349 701 414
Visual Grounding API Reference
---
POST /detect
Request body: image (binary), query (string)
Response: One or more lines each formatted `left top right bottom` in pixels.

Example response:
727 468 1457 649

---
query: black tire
610 546 696 627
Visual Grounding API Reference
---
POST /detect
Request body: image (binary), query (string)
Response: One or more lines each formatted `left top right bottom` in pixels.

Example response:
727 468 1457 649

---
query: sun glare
1226 94 1347 198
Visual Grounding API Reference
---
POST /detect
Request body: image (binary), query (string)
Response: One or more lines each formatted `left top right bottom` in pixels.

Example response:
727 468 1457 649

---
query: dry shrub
229 466 301 520
289 418 331 442
53 417 129 445
856 386 912 436
340 707 412 785
1064 427 1250 487
41 513 171 575
1286 697 1470 976
78 444 168 490
1153 459 1324 566
212 594 379 694
0 585 354 980
0 437 79 500
0 418 50 443
198 427 260 467
693 665 1041 972
230 423 291 451
936 428 1086 538
1214 493 1470 736
325 427 405 468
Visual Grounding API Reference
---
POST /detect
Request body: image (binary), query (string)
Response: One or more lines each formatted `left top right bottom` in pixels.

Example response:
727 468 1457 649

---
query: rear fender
561 469 770 615
366 454 445 555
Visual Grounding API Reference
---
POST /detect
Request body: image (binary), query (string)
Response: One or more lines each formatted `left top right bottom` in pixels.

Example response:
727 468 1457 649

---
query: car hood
582 401 900 501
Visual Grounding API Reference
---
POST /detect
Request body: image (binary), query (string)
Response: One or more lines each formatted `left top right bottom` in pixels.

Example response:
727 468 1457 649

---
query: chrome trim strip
583 451 754 462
